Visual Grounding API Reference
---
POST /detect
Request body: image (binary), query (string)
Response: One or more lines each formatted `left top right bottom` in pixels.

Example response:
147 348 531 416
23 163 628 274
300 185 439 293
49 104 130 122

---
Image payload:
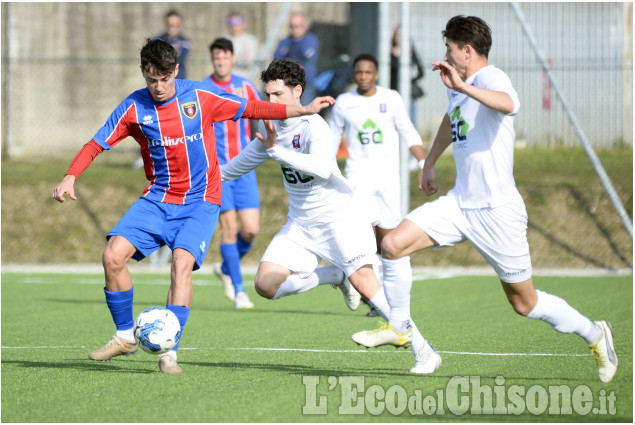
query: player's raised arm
432 60 514 115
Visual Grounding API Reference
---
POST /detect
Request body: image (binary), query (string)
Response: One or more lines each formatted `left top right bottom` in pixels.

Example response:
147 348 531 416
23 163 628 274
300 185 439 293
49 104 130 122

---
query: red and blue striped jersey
91 79 247 206
200 74 261 165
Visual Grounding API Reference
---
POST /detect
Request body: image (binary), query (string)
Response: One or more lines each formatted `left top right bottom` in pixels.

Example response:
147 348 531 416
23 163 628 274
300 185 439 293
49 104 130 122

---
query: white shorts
406 192 533 283
261 213 379 278
352 184 402 230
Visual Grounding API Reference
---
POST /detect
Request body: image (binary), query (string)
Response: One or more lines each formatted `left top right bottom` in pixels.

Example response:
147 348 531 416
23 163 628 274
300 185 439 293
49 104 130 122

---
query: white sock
116 328 134 342
527 290 601 344
382 256 413 324
409 321 431 357
373 253 384 283
272 266 344 300
367 289 390 321
159 350 177 361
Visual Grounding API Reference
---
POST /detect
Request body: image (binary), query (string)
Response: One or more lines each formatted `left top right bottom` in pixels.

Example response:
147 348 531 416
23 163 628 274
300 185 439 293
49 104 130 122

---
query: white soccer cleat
234 291 254 309
352 321 412 348
214 262 235 302
589 320 617 383
332 276 361 311
410 344 442 374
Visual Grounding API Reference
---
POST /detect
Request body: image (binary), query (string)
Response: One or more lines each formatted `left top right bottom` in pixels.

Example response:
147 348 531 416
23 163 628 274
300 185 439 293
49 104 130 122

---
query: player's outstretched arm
52 174 77 203
221 136 270 182
287 96 336 117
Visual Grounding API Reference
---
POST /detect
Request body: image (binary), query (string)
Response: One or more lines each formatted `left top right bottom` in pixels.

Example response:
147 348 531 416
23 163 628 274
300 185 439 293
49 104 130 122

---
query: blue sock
104 287 134 331
220 242 245 294
236 232 253 259
165 304 190 352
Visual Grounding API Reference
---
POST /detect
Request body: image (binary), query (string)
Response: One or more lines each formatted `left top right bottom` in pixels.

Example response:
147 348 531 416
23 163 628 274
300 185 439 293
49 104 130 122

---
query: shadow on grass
1 358 155 374
45 298 105 305
181 360 419 379
194 305 354 318
179 360 585 383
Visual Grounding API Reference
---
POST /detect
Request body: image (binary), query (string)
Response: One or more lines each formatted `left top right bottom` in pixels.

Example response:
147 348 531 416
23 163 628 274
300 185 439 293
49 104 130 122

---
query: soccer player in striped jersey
51 39 334 374
329 53 426 322
201 38 261 310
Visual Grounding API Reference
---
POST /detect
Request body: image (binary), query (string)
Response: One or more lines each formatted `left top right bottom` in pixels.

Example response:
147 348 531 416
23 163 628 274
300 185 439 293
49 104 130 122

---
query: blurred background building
2 2 632 159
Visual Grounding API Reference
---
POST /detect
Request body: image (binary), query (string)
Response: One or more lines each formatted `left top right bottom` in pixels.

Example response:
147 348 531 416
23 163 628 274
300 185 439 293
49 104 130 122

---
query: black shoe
366 308 380 317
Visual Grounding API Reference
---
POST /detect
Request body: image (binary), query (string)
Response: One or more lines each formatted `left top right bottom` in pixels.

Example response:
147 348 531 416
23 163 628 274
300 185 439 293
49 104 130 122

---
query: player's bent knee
380 235 403 260
171 249 195 275
254 275 277 299
102 246 129 272
509 299 534 317
240 228 259 242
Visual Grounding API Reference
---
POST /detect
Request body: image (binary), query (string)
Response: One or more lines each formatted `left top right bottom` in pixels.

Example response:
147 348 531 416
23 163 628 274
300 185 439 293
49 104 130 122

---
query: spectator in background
390 26 425 125
156 10 192 79
274 12 319 103
225 12 260 77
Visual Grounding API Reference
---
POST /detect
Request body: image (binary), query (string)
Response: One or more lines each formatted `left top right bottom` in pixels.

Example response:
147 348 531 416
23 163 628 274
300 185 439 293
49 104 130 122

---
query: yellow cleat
589 320 617 383
352 321 412 348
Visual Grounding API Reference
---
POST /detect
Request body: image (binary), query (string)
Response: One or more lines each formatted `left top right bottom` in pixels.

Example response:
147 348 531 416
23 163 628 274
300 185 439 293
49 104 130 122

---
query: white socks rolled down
527 289 601 344
272 265 344 300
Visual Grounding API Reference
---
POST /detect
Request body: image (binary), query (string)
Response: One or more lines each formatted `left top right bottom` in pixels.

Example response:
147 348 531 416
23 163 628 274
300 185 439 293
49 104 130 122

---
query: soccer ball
133 307 181 354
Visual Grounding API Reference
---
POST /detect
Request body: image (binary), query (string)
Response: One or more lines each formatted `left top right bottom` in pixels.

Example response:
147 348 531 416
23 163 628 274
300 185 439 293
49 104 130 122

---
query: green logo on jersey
451 107 469 142
357 119 383 145
280 164 314 184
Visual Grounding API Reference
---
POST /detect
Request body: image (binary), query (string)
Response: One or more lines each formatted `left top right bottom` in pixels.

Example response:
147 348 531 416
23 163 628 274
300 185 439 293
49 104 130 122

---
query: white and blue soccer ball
133 307 181 354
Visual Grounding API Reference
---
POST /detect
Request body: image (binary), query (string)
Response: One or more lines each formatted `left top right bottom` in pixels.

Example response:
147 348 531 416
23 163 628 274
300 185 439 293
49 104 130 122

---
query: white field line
0 345 587 357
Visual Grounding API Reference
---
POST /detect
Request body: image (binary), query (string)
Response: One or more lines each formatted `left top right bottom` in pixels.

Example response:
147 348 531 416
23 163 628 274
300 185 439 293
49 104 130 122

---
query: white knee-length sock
381 256 413 325
272 265 344 300
527 289 601 344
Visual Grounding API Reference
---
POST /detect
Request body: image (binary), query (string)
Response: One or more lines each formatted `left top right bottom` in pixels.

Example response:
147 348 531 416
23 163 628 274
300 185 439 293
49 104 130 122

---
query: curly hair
442 15 492 59
140 38 178 75
260 59 306 95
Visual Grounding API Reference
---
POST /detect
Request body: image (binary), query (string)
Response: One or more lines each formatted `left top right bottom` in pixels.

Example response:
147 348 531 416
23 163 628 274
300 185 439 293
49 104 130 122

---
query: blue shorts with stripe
107 197 220 271
220 170 260 213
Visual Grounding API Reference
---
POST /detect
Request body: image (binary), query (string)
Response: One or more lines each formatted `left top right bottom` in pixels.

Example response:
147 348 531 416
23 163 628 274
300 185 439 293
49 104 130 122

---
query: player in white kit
329 53 427 329
220 59 399 323
355 16 617 381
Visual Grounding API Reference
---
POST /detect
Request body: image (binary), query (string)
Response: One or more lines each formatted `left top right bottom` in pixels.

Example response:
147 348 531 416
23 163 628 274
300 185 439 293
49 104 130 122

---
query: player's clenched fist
52 174 77 203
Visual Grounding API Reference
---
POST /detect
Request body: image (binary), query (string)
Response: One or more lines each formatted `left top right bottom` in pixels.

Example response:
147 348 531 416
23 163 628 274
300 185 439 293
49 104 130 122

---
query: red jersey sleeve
242 100 288 120
65 140 105 179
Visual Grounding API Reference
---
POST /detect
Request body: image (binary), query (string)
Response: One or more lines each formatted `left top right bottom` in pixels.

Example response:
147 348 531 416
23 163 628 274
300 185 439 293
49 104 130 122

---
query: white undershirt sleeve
220 138 270 181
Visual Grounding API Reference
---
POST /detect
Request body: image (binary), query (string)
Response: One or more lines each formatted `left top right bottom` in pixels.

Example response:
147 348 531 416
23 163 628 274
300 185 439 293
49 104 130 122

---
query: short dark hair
140 38 178 75
442 15 492 58
352 53 378 70
165 10 182 20
209 37 234 54
260 59 306 94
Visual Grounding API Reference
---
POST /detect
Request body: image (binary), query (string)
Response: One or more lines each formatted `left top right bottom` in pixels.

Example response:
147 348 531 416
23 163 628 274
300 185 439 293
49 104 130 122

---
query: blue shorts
107 197 220 271
220 170 260 213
